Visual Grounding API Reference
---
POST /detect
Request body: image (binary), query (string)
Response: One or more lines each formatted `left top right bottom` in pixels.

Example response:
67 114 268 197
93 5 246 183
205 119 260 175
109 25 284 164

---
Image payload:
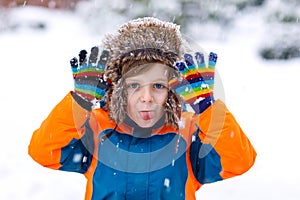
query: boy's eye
128 83 139 89
153 83 165 89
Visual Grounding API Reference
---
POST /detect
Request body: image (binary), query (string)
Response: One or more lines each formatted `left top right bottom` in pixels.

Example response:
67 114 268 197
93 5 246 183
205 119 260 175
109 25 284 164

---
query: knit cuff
190 96 215 115
71 91 93 111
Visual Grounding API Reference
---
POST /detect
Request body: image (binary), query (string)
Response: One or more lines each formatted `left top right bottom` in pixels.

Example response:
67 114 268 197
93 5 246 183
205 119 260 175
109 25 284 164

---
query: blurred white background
0 0 300 199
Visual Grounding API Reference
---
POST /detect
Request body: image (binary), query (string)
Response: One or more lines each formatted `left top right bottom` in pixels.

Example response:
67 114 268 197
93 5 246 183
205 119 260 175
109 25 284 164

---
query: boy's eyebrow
126 77 168 82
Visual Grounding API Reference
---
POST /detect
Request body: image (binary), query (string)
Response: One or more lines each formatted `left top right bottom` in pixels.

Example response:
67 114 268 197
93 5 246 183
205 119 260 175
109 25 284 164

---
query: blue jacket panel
92 129 188 200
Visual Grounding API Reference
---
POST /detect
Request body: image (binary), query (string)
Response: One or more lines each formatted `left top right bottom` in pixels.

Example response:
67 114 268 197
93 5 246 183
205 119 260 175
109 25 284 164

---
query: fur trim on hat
103 17 185 65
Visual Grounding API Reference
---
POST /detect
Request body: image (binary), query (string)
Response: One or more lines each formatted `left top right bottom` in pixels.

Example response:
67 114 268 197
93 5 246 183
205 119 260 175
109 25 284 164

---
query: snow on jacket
28 92 256 200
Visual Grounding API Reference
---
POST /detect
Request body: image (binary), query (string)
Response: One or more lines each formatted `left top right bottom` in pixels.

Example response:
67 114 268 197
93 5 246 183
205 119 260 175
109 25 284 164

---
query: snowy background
0 0 300 199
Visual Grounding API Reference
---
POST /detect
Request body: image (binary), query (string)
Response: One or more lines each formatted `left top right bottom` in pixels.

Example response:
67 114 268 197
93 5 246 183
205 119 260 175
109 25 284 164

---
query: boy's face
125 63 169 128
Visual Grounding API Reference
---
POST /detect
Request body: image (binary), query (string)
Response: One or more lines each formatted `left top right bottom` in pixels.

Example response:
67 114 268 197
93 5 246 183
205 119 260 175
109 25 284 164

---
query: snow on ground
0 6 300 200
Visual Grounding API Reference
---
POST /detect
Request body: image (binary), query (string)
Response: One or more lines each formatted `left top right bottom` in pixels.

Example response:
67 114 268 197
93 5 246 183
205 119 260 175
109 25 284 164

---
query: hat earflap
165 90 182 128
109 78 128 124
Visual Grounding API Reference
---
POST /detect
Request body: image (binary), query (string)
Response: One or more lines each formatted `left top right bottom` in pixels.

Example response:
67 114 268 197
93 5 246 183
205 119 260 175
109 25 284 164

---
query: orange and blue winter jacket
28 92 256 200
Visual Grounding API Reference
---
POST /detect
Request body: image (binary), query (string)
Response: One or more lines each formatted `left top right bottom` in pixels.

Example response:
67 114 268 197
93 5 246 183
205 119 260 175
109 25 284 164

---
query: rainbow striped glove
70 46 111 103
169 52 217 114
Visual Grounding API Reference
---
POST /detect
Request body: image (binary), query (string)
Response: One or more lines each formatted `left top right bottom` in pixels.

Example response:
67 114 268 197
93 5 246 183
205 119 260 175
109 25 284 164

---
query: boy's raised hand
70 46 111 102
169 52 217 114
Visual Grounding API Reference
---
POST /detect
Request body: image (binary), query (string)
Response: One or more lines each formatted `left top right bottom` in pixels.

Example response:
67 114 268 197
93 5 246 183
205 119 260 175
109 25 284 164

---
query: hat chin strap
123 114 166 138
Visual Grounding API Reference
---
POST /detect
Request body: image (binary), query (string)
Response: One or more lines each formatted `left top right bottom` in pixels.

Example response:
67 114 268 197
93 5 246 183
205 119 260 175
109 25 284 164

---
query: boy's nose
140 85 153 102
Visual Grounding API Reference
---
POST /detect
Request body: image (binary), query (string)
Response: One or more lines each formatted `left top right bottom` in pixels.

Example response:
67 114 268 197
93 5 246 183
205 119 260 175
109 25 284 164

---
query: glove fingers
170 50 217 111
70 57 79 77
72 47 111 101
98 50 109 71
70 57 78 68
88 46 99 65
99 50 109 65
174 61 188 76
87 47 109 72
184 53 196 71
79 49 88 66
208 52 217 68
195 52 206 68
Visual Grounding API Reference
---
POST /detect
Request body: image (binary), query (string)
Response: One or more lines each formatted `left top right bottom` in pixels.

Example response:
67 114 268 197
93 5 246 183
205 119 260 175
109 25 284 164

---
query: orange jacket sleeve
190 99 256 184
198 100 256 179
28 92 92 170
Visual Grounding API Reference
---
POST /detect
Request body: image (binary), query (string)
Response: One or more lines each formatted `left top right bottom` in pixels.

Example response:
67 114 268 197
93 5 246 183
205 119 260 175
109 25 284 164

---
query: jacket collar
119 114 166 138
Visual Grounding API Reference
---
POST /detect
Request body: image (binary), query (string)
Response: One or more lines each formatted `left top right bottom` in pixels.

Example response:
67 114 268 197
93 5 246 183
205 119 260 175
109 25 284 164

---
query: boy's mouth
139 111 154 121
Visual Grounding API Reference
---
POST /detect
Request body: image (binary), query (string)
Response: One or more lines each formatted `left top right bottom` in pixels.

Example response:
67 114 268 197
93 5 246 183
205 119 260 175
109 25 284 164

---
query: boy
29 17 256 200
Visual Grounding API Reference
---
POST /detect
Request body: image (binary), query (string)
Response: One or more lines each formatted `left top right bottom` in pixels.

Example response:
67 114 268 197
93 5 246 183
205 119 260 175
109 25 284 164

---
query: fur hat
103 17 187 127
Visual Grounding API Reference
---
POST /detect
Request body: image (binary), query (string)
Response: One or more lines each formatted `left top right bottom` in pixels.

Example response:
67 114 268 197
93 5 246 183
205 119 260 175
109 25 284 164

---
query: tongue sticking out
140 111 152 120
